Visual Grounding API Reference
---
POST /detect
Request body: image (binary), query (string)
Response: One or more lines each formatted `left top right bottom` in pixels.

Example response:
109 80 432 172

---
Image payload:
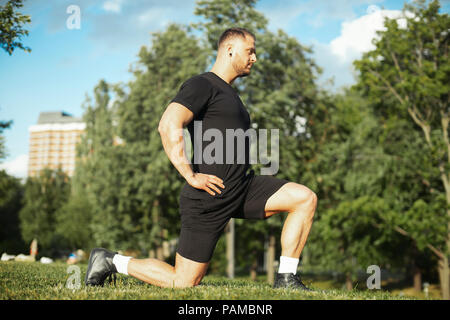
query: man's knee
175 273 204 288
299 188 317 221
308 190 318 209
173 254 208 288
288 184 317 213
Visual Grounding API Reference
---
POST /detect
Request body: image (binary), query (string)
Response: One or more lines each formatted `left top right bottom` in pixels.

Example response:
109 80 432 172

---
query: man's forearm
158 125 194 182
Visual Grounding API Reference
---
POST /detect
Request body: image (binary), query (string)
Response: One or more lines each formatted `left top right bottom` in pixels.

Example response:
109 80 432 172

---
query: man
85 28 317 290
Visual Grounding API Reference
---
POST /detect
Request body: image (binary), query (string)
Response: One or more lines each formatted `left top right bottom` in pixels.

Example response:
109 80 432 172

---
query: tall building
28 111 85 178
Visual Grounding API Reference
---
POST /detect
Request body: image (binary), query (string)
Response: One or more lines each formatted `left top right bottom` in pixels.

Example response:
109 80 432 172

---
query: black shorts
177 170 289 263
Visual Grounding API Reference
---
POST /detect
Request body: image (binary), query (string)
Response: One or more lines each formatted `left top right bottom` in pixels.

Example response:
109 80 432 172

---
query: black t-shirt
171 72 253 200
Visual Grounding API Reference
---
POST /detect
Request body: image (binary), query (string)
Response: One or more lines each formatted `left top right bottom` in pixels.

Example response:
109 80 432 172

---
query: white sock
278 256 299 275
112 254 132 275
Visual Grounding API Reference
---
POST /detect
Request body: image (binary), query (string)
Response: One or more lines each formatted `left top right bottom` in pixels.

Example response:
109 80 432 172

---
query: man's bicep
159 102 194 130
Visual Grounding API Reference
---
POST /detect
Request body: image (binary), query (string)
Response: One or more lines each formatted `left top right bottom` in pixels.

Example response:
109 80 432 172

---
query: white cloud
0 154 28 180
102 0 124 13
313 8 412 90
312 40 357 90
329 9 408 63
137 7 169 28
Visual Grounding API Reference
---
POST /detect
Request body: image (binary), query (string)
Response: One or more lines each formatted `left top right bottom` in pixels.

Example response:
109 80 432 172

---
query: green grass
0 261 422 300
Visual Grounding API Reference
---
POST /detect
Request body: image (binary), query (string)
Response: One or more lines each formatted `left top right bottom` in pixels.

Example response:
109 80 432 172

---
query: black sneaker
84 248 118 287
273 273 313 291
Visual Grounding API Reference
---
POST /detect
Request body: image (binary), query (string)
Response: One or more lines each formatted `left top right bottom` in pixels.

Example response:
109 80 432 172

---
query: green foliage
19 169 70 254
315 197 391 271
399 196 448 252
194 0 268 52
55 193 94 250
301 1 449 290
0 119 12 160
0 170 25 254
303 84 445 283
73 80 123 250
353 0 449 261
305 90 394 278
0 0 31 55
354 0 448 123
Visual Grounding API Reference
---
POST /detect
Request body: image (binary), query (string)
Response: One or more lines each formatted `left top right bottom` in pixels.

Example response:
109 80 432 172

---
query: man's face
230 35 257 77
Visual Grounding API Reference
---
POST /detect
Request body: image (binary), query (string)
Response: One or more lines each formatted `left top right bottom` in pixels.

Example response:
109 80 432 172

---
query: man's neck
210 64 238 85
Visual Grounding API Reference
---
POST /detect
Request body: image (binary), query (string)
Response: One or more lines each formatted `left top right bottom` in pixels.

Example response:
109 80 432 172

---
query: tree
0 169 25 254
194 0 268 52
74 80 123 250
0 0 31 55
379 110 446 291
0 119 12 160
303 89 396 288
0 118 26 254
55 193 94 250
19 169 70 255
303 84 446 291
354 0 449 298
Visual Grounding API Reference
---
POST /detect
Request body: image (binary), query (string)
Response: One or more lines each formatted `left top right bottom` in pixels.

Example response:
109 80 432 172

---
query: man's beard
233 60 251 77
239 70 250 77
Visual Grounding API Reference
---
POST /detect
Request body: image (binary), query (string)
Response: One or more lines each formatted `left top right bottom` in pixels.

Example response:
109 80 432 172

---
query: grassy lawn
0 261 429 300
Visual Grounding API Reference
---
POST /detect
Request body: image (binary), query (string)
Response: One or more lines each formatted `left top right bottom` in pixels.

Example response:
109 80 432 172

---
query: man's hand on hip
187 173 225 196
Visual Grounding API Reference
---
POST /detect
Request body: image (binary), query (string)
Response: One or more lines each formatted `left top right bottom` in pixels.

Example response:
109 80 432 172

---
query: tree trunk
412 247 422 293
387 224 448 298
156 245 164 260
152 199 164 260
438 256 449 300
226 219 235 279
267 234 276 285
413 267 422 293
345 273 353 290
250 256 258 281
437 113 450 300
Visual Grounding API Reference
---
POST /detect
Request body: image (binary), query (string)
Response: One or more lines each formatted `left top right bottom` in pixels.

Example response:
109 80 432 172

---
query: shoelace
293 276 312 291
102 271 116 286
107 272 117 286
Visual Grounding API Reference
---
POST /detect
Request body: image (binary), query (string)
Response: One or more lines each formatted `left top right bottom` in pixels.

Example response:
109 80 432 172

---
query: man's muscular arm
158 102 225 196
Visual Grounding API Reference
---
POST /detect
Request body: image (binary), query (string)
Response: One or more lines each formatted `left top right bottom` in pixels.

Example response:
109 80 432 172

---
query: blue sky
1 0 449 178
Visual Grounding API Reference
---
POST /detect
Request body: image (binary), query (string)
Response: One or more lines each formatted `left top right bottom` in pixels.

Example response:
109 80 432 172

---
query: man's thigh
239 174 290 220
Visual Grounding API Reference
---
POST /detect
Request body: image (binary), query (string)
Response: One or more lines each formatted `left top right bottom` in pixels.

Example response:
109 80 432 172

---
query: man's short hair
217 27 255 49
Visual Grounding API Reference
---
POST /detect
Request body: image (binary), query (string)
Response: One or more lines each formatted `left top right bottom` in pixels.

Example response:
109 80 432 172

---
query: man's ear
226 43 233 57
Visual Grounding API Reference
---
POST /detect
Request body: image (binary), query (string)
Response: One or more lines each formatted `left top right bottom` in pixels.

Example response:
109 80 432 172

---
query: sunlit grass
0 262 421 300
